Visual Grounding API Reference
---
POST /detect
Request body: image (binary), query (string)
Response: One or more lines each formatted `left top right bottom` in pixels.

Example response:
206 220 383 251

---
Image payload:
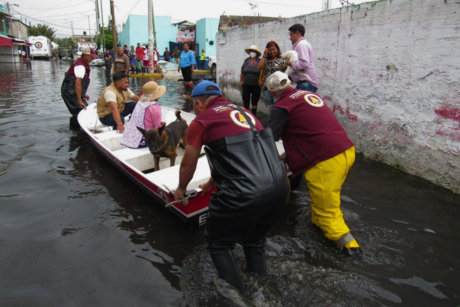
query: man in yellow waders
266 71 360 253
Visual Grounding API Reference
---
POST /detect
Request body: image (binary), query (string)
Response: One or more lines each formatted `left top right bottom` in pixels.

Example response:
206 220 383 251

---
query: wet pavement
0 60 459 306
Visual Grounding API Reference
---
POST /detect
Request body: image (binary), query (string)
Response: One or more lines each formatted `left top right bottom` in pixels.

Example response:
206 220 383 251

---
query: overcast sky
6 0 373 38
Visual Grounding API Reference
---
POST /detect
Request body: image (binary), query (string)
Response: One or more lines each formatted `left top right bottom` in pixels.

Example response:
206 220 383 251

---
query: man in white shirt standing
61 47 98 129
96 72 140 133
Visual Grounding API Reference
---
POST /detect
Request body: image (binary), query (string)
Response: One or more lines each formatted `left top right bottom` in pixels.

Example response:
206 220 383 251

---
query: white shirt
103 89 135 103
74 65 86 79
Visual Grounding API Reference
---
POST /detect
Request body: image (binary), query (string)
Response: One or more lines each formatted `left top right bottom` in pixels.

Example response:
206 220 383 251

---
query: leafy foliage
95 26 115 50
28 24 56 41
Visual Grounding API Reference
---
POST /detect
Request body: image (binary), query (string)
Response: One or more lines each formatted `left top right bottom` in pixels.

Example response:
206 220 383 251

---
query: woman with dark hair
239 45 263 116
257 41 287 107
177 43 196 95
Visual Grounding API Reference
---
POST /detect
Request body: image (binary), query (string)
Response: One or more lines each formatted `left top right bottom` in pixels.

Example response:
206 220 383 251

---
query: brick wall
216 0 460 193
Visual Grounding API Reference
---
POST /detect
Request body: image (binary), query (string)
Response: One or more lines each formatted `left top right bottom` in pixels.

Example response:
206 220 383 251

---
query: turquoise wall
119 15 177 53
0 4 6 36
196 18 219 57
119 15 219 57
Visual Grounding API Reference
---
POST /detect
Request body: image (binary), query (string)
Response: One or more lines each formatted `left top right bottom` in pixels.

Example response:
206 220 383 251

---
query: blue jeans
200 60 206 70
264 89 277 106
99 101 137 129
296 81 318 93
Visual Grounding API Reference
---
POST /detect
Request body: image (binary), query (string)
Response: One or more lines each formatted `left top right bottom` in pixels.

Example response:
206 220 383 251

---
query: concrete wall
216 0 460 193
119 15 177 53
0 45 19 63
196 18 219 57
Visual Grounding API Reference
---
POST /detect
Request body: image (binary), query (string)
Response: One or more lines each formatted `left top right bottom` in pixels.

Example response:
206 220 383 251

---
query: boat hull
78 104 212 229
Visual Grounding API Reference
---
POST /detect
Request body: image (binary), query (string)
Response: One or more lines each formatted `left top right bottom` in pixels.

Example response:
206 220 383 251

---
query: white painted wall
216 0 460 193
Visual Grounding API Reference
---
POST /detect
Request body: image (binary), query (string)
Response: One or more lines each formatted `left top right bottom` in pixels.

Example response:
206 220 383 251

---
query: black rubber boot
209 248 246 295
242 238 267 276
251 108 257 117
69 115 80 131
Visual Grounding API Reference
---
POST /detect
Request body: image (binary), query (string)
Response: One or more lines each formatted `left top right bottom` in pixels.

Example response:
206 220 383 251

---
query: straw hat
245 45 262 57
140 81 166 102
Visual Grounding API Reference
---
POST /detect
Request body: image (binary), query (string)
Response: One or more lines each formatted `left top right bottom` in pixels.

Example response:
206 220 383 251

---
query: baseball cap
266 71 291 91
81 47 99 58
191 80 222 97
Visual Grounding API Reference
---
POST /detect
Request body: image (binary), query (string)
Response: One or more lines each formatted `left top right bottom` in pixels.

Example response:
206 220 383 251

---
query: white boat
89 58 105 66
78 103 286 229
78 103 213 228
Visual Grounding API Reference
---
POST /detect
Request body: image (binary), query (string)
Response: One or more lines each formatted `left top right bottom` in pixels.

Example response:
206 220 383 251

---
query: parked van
28 36 52 59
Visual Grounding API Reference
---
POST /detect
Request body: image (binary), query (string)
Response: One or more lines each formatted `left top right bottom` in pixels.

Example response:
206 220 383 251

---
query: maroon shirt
188 96 264 147
270 87 354 176
66 57 90 80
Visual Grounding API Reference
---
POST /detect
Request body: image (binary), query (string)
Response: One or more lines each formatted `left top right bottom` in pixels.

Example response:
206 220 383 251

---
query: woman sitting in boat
121 81 166 148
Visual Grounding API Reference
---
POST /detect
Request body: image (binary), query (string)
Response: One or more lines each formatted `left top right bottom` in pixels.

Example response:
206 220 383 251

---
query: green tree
28 24 57 41
95 26 114 50
66 38 76 49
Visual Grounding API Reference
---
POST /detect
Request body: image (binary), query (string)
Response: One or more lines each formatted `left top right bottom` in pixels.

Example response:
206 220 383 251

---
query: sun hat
191 80 222 97
244 45 262 57
140 81 166 102
266 71 292 92
81 47 98 58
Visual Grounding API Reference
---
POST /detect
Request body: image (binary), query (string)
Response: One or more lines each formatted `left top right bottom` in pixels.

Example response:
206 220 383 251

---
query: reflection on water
0 61 459 306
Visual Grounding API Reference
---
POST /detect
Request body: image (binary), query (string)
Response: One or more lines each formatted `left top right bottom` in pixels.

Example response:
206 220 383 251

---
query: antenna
248 3 258 16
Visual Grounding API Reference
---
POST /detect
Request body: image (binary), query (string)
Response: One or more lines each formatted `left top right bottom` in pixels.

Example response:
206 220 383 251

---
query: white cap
266 71 291 91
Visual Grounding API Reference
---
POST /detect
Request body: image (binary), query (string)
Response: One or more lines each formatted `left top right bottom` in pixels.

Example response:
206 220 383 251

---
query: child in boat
121 81 166 148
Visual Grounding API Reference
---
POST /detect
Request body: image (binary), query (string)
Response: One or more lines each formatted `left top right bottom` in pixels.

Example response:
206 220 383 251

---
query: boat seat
162 111 178 124
144 156 211 191
87 113 131 133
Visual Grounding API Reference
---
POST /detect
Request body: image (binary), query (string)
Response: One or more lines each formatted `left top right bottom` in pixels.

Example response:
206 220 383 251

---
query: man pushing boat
173 80 290 296
61 47 98 129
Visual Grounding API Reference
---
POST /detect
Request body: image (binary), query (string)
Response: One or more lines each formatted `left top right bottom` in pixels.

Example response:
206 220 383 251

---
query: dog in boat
137 110 188 171
281 50 313 83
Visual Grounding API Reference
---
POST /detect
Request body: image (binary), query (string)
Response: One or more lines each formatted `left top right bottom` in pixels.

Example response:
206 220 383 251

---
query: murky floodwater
0 60 459 306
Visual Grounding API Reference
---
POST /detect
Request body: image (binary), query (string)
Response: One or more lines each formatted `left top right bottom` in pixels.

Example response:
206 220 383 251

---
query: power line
23 9 96 19
12 11 92 31
119 0 143 24
16 0 94 11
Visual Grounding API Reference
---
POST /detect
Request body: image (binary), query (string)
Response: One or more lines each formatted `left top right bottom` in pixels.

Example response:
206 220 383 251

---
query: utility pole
95 0 102 51
87 16 91 41
110 0 117 48
71 21 75 40
148 0 154 73
100 0 106 50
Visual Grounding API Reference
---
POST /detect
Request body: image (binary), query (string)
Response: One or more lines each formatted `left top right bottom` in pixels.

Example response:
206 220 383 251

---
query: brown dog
137 110 188 171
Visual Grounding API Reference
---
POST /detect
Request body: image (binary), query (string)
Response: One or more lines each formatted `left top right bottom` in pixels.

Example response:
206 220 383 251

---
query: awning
0 36 12 47
12 41 31 46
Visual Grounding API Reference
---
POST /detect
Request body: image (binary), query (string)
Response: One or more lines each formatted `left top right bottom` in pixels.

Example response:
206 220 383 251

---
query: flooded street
0 60 459 306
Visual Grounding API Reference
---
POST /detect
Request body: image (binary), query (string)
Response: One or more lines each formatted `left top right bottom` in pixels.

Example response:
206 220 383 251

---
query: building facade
118 15 177 54
0 4 30 63
196 18 219 58
118 15 219 57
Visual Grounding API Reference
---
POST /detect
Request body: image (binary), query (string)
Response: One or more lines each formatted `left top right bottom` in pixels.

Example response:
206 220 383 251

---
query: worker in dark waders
173 81 290 296
61 47 98 129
